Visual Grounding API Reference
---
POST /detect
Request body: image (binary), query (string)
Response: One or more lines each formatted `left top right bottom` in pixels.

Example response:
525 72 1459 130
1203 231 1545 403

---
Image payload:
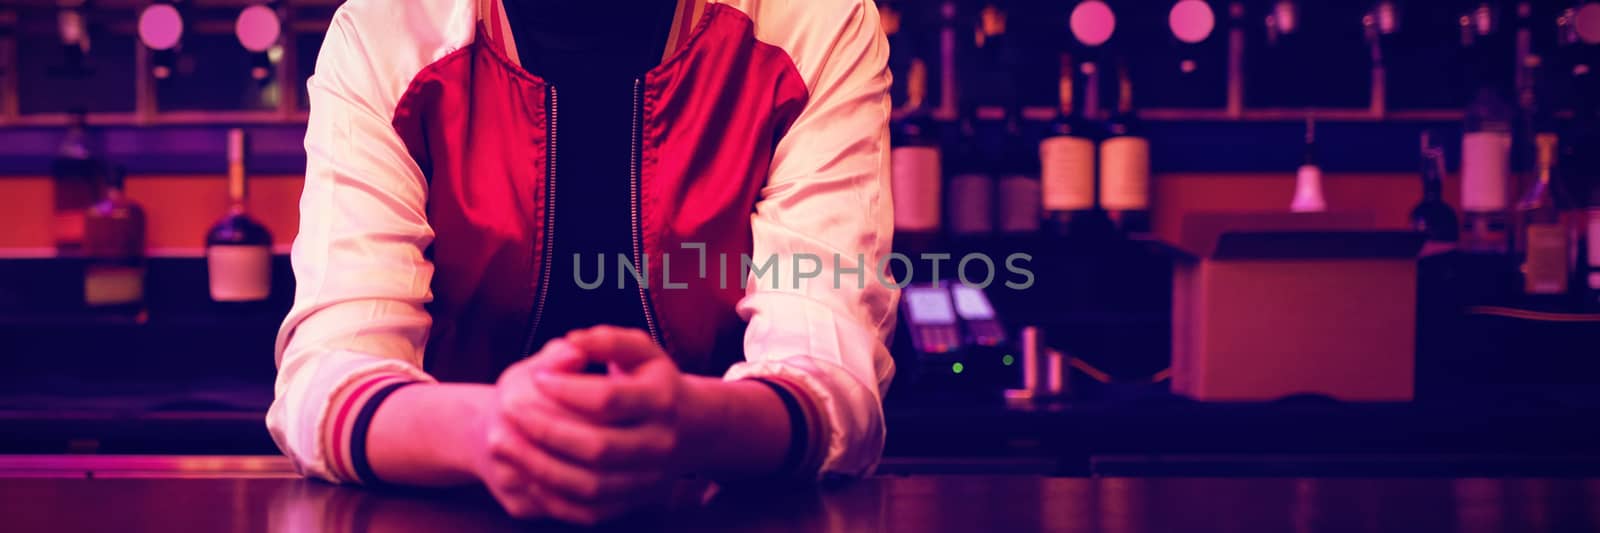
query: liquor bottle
1506 1 1541 256
1290 115 1326 213
1411 131 1459 248
83 166 146 313
1040 53 1105 238
1516 133 1568 296
206 129 274 303
1099 60 1150 234
53 110 101 253
1460 88 1515 254
891 58 942 246
947 109 993 238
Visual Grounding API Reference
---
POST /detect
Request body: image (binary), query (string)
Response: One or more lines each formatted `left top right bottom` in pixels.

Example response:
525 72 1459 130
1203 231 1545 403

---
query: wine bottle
879 0 915 110
1516 133 1568 296
206 129 274 303
1099 60 1150 234
891 58 942 246
1582 206 1600 311
1411 131 1459 248
52 110 100 253
997 106 1041 236
1572 104 1600 311
83 166 146 314
947 109 993 238
974 2 1019 109
1290 115 1326 213
1040 53 1102 237
1461 87 1514 254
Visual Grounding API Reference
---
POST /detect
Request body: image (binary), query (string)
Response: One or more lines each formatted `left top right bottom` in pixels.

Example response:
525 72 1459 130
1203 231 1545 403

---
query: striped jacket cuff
747 376 827 479
320 373 420 484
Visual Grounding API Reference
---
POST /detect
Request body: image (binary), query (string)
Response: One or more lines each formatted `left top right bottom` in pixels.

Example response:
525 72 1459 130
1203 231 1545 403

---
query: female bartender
269 0 896 525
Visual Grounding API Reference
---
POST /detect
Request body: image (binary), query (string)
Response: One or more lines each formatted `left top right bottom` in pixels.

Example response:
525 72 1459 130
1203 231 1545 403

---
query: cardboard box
1170 212 1423 401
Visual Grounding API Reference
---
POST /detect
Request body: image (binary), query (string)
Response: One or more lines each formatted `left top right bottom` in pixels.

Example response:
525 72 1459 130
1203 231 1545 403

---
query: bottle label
1523 224 1569 295
1039 136 1095 211
85 265 144 306
947 174 994 235
1290 165 1326 213
1098 136 1150 210
1461 131 1511 212
998 175 1041 233
54 212 86 248
891 146 941 231
208 244 273 302
84 211 147 259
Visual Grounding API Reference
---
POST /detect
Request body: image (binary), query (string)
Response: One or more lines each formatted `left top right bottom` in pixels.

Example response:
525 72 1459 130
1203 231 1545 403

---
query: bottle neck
1535 133 1557 186
879 5 901 37
980 5 1006 43
1420 171 1443 201
1302 117 1317 165
1116 67 1133 115
906 59 928 110
1082 63 1101 121
228 162 249 207
1057 57 1075 117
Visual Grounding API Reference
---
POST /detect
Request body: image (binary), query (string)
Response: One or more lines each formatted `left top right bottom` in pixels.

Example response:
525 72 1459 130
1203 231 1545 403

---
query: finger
512 411 676 468
566 326 661 370
490 486 546 520
480 451 544 519
486 424 667 502
527 339 590 373
533 372 670 424
499 340 590 415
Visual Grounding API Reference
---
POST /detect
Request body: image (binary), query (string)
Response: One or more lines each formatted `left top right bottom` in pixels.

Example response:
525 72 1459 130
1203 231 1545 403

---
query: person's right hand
475 339 672 524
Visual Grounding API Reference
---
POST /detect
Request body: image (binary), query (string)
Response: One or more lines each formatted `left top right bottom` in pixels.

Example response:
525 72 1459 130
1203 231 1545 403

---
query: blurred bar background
1 0 1599 476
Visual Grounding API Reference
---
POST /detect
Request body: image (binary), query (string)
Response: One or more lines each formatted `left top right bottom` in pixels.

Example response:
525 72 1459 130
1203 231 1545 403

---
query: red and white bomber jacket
269 0 899 483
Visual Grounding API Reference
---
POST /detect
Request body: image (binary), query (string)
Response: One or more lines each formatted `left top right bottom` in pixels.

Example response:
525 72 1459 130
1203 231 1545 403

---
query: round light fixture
1577 3 1600 45
1169 0 1216 44
138 4 183 51
235 5 281 53
1070 0 1116 47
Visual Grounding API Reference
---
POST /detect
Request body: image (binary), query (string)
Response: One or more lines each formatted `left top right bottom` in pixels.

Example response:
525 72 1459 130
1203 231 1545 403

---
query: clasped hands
476 326 688 524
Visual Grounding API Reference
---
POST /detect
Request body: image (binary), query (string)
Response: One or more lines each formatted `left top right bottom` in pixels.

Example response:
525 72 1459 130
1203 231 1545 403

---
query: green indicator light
952 362 965 374
1002 354 1015 366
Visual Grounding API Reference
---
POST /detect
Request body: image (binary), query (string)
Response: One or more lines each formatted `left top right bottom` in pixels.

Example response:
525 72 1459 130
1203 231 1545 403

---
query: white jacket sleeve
266 9 439 484
724 1 898 480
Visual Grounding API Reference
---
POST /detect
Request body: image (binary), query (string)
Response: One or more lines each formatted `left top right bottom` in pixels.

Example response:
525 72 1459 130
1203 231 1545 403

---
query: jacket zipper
631 78 663 347
522 84 559 357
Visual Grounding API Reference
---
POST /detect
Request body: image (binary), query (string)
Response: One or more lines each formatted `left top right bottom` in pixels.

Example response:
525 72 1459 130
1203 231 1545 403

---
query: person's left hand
527 325 689 476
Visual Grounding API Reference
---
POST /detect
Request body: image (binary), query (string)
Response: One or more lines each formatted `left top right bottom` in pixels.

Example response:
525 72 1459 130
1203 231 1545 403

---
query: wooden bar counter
2 455 1598 532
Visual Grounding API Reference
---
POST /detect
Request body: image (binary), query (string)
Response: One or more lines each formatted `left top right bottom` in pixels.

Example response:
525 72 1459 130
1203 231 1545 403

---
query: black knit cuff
348 380 419 486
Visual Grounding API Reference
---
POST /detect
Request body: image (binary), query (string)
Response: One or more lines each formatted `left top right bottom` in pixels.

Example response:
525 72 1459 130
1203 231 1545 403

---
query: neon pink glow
1070 0 1116 47
1169 0 1215 44
138 4 183 51
235 5 281 53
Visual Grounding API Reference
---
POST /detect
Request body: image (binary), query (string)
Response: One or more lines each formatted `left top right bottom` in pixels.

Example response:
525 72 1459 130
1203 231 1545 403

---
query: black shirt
501 0 677 362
